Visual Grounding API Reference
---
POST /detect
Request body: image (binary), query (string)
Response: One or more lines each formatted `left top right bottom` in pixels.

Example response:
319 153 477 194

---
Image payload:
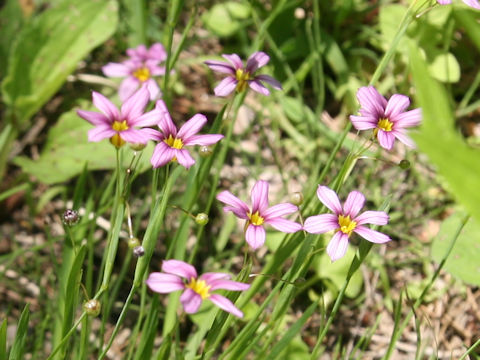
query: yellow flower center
110 120 129 148
248 211 264 226
186 278 211 300
376 118 393 132
337 215 357 236
133 67 151 82
164 134 184 149
235 68 251 93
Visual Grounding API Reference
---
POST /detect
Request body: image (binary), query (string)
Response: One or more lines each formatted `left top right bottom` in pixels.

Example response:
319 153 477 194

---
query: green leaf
0 319 7 360
453 8 480 52
9 304 30 360
409 43 480 223
13 107 154 184
0 0 25 80
202 2 250 37
379 4 409 53
432 211 480 286
1 0 118 129
428 53 460 83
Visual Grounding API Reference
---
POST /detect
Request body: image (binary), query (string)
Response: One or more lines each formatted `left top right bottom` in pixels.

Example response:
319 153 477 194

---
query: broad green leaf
428 53 460 83
409 43 480 223
202 2 250 37
0 0 25 80
432 211 480 286
8 304 30 360
453 9 480 52
1 0 118 129
379 4 409 53
13 107 155 184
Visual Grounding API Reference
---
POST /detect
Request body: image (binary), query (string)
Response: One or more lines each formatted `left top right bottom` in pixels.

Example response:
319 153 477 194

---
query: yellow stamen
235 68 251 93
377 118 393 132
186 278 211 300
164 134 184 149
248 211 264 226
337 214 357 236
133 67 150 82
110 120 129 148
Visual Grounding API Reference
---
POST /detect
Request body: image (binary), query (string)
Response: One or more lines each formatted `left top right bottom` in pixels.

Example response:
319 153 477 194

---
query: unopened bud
399 159 410 170
84 299 101 316
133 246 145 258
199 146 213 157
128 237 141 249
195 213 209 225
290 192 304 206
130 142 147 151
63 209 80 226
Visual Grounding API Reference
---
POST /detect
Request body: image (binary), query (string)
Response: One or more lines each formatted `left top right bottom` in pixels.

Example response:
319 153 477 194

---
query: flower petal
204 60 235 74
248 80 270 96
209 280 250 291
356 86 387 117
118 77 140 102
377 130 395 150
146 272 185 293
393 130 416 148
209 294 244 318
355 211 389 226
216 191 250 219
180 289 203 314
251 180 269 213
183 134 224 146
121 86 149 121
77 110 110 126
92 91 120 120
343 191 365 218
303 214 338 234
146 78 161 100
214 77 237 97
350 115 377 131
161 259 197 279
200 273 231 283
130 108 163 127
177 114 207 140
262 203 298 220
88 126 116 142
151 141 175 168
255 74 282 90
265 218 302 233
148 42 167 61
354 226 391 243
385 94 410 118
463 0 480 9
393 108 422 128
222 53 243 69
326 232 349 262
102 62 131 77
175 149 196 169
316 186 342 214
246 51 270 73
245 224 266 249
155 100 177 136
119 129 150 144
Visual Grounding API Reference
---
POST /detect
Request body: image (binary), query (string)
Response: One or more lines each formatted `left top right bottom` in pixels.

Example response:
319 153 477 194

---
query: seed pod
290 192 304 206
195 213 209 226
399 159 410 170
63 209 80 226
84 299 101 316
130 142 147 151
199 146 213 157
128 237 141 249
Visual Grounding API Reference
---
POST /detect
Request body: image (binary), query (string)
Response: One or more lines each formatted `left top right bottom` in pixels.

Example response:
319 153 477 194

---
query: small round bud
195 213 209 226
133 246 145 258
63 209 80 226
199 146 213 158
399 159 410 170
290 192 304 206
130 142 147 151
128 237 141 249
84 299 101 316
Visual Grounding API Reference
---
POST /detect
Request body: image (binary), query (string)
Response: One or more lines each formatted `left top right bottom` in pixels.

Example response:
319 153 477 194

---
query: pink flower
77 86 161 148
102 43 167 101
150 101 223 169
146 260 250 318
437 0 480 8
216 180 302 249
349 86 422 150
205 52 282 97
304 186 390 262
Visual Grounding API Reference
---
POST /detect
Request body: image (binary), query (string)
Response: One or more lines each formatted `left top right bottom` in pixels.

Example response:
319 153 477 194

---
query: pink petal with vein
209 294 244 318
326 232 349 262
146 273 185 293
316 186 342 214
162 259 197 279
245 224 266 249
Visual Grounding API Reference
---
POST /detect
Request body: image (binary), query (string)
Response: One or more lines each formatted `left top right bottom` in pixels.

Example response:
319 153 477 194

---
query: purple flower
304 186 391 262
204 52 282 97
77 86 162 148
216 180 302 250
146 260 250 318
102 43 167 101
150 101 224 169
350 86 422 150
437 0 480 8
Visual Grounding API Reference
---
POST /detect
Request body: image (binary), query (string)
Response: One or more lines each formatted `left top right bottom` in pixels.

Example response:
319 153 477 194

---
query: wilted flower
304 186 391 262
205 52 282 96
437 0 480 8
77 86 162 148
217 180 302 249
350 86 421 150
146 260 250 318
102 43 167 101
150 100 223 169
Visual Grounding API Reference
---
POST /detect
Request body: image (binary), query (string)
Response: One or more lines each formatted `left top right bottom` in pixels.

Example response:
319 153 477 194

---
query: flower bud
84 299 101 316
199 146 213 158
127 237 140 249
63 209 80 226
130 142 147 151
195 213 209 226
133 246 145 258
290 192 304 206
399 159 410 170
